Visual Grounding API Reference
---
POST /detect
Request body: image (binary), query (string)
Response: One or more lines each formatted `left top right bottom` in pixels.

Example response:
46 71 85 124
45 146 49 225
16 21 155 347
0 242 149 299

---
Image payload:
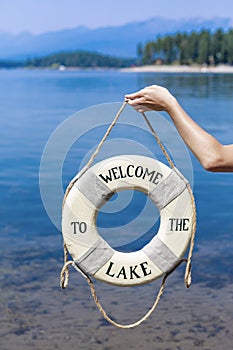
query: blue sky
1 0 233 34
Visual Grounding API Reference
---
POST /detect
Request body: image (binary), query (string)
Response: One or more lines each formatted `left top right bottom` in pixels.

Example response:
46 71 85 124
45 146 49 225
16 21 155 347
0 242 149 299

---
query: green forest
0 60 24 68
139 29 233 65
1 28 233 68
26 51 135 68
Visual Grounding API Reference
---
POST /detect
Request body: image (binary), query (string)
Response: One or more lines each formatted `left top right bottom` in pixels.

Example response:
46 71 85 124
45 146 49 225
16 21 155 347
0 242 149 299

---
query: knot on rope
60 260 73 289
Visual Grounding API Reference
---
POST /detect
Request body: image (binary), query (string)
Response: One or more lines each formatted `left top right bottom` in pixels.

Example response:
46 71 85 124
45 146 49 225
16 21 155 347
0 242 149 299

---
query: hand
125 85 176 113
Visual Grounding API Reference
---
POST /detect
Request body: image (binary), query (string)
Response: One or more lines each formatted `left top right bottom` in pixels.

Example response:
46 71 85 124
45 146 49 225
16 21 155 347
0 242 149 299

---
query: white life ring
62 155 194 287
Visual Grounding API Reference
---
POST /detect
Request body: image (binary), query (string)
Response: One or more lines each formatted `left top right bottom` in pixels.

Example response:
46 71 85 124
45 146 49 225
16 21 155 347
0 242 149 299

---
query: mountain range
0 16 232 60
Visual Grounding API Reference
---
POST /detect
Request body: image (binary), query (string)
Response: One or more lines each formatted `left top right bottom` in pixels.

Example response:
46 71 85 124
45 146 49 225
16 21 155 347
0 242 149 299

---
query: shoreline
1 64 233 74
120 64 233 74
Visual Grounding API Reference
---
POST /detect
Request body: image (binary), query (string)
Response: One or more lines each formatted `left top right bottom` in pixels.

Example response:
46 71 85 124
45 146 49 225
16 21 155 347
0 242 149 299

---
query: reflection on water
138 72 233 99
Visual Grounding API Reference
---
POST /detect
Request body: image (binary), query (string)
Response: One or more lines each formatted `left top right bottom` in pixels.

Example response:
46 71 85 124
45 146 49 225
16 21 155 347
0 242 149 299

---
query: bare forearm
125 85 233 172
166 99 225 171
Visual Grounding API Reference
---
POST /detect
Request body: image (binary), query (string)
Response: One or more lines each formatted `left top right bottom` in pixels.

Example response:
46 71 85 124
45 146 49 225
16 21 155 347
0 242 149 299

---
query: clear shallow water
0 69 232 246
0 69 232 349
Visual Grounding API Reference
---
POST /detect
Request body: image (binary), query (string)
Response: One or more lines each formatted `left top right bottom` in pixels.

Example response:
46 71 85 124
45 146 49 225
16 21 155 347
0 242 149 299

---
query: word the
169 218 190 231
105 261 152 280
99 164 163 185
71 221 87 234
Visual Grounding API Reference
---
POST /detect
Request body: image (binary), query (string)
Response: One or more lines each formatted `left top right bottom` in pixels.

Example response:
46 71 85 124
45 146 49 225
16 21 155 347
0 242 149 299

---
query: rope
141 111 196 288
141 112 175 169
60 101 197 328
184 183 197 287
60 244 71 289
61 248 188 329
63 101 127 208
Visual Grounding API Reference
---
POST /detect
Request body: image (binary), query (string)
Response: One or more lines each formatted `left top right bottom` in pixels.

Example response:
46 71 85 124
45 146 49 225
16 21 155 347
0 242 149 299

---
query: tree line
1 29 233 68
26 50 136 68
138 29 233 65
0 51 135 69
0 60 24 68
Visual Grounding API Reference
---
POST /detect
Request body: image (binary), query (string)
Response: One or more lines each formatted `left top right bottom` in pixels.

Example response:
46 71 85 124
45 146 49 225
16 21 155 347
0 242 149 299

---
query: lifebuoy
62 155 193 287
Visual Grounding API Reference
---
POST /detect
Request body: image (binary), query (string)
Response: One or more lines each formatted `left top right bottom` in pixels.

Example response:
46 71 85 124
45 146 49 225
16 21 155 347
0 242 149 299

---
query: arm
125 85 233 172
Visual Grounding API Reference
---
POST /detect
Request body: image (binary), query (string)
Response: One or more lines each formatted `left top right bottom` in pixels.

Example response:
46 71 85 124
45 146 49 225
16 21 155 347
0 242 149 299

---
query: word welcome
99 164 163 185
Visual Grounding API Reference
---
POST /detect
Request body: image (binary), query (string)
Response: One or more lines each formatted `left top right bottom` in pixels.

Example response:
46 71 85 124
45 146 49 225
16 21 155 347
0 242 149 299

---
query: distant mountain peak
0 16 232 60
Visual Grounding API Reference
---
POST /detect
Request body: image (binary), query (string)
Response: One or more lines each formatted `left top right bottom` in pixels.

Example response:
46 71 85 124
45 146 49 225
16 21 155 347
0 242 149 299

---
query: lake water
0 69 232 349
1 69 232 246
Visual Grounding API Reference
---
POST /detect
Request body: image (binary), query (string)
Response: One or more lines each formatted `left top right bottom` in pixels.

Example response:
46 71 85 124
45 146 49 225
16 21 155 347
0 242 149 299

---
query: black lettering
106 261 115 277
140 262 152 277
99 165 163 185
118 166 127 178
130 265 141 279
169 218 176 231
71 221 87 234
71 221 78 234
116 266 127 279
176 219 183 231
135 166 143 177
169 218 190 231
111 167 120 180
152 172 163 185
79 222 87 233
105 262 153 280
126 164 134 177
142 168 156 182
183 218 190 231
99 170 113 183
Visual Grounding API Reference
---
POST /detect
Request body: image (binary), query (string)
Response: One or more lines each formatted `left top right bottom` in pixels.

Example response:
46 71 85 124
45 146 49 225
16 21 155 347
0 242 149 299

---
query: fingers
125 97 141 104
124 91 150 113
133 105 151 113
125 101 150 113
125 97 151 113
125 89 145 101
125 88 152 113
125 92 139 99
